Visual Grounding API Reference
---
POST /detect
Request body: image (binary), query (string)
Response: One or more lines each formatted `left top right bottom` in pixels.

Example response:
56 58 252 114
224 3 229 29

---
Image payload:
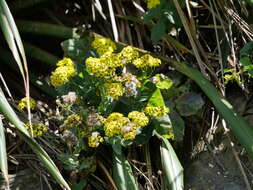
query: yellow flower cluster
105 83 124 99
17 97 36 111
144 106 169 118
86 53 122 78
25 122 47 137
119 46 139 64
103 111 149 140
104 113 130 137
147 0 160 9
128 111 149 127
88 132 104 148
133 54 161 69
91 38 117 56
50 58 76 87
63 114 82 129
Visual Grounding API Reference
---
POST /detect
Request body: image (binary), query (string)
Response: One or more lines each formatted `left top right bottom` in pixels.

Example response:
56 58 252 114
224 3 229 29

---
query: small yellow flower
147 0 160 9
88 132 104 148
132 54 161 69
63 114 82 129
17 97 36 111
119 46 139 64
105 83 124 99
50 58 76 87
91 38 117 56
144 106 169 118
128 111 149 127
25 122 47 137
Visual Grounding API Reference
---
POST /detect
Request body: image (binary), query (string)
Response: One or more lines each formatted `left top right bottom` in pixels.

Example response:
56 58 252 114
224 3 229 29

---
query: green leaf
240 41 253 56
154 114 174 139
176 92 204 116
240 57 253 77
71 180 87 190
158 134 184 190
151 19 166 43
112 149 138 190
169 110 185 141
0 118 9 189
147 88 165 107
135 124 154 145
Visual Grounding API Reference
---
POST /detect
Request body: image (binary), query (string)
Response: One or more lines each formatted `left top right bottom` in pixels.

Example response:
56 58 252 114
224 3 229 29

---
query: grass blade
0 117 9 190
0 2 25 80
0 0 28 76
0 90 70 190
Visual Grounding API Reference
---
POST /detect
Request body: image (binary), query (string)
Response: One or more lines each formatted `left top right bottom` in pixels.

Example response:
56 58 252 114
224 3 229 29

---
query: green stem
16 20 80 39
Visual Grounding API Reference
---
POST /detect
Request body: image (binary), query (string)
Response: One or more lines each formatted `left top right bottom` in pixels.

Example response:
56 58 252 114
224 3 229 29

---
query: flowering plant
49 35 203 188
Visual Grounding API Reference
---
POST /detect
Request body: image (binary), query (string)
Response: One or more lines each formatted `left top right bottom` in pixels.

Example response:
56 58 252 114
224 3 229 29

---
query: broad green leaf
151 19 166 43
176 92 204 116
154 114 174 139
240 41 253 56
135 124 154 145
169 110 185 141
112 149 138 190
0 118 9 189
158 134 184 190
147 88 165 107
154 110 185 141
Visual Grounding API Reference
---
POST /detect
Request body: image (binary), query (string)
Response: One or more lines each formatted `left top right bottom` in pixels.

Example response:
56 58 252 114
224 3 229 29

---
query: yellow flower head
119 46 139 64
91 38 117 56
50 58 76 87
88 132 104 148
147 0 160 9
17 97 36 111
132 54 161 69
105 83 124 99
104 113 130 137
144 106 169 118
25 122 47 137
56 57 75 67
128 111 149 127
121 122 137 140
85 53 122 78
63 114 82 129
